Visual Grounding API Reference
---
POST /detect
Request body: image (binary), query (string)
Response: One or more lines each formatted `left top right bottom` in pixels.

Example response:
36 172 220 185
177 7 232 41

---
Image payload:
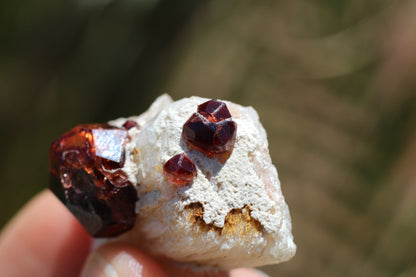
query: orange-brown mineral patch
185 202 263 238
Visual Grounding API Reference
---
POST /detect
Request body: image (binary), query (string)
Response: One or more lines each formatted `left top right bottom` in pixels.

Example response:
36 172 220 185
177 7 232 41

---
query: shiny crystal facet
92 129 127 165
163 153 197 185
49 124 137 237
197 100 231 122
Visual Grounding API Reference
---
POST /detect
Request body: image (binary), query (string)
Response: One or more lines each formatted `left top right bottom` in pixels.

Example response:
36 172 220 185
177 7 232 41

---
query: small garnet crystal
163 153 197 185
182 100 237 156
49 124 137 237
122 120 140 130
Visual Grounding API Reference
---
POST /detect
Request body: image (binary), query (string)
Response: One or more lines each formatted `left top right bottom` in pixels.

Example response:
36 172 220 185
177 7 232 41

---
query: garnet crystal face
197 100 232 122
182 100 237 156
164 153 197 185
49 124 137 237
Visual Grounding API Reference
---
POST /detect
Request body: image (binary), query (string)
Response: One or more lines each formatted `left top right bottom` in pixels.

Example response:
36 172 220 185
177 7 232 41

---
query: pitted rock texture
110 94 296 269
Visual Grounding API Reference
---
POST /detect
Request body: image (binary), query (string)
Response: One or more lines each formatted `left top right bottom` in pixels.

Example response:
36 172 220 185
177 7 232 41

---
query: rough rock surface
109 94 296 269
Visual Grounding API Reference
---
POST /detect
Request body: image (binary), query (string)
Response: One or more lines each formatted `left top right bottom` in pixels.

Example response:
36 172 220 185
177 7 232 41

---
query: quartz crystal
49 124 137 237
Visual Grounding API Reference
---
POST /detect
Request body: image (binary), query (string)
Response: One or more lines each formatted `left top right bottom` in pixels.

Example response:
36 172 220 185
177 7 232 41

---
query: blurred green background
1 0 416 276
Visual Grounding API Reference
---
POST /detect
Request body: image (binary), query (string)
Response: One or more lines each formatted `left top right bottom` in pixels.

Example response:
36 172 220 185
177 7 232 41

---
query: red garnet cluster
49 123 137 237
182 100 237 156
163 100 237 186
49 100 236 236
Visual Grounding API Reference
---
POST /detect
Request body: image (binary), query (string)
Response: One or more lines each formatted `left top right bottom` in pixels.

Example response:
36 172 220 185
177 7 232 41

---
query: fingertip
0 190 91 277
81 242 168 277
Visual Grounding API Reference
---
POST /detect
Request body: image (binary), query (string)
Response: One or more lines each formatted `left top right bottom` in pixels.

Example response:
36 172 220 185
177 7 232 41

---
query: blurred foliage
1 0 416 276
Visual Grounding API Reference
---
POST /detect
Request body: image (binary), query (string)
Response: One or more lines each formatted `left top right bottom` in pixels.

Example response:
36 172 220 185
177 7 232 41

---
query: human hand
0 190 269 277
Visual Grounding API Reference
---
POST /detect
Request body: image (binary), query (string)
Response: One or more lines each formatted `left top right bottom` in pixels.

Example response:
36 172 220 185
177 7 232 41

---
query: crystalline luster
197 100 231 122
182 100 237 155
49 124 137 237
163 153 197 185
93 128 127 165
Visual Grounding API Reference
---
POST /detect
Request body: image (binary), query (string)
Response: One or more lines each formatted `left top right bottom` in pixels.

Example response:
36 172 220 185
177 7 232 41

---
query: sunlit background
1 1 416 276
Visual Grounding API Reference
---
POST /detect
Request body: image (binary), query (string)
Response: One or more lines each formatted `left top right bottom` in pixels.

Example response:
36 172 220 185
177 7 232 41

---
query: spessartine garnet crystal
182 100 237 156
49 124 137 237
163 153 197 185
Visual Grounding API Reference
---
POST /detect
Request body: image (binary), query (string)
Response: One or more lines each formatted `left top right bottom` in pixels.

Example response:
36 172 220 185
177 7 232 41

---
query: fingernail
230 268 270 277
80 252 116 277
252 269 270 277
81 251 143 277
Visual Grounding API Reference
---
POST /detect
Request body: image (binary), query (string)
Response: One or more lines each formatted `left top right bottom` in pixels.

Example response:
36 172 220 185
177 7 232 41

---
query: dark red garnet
122 120 140 130
49 124 137 237
197 100 231 122
182 100 237 156
163 153 197 185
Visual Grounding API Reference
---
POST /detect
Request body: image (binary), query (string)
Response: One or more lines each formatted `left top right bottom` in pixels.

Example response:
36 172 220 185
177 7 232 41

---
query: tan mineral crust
109 94 296 269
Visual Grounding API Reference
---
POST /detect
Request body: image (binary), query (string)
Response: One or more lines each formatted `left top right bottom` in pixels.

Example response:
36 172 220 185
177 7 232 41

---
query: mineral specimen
49 94 296 269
